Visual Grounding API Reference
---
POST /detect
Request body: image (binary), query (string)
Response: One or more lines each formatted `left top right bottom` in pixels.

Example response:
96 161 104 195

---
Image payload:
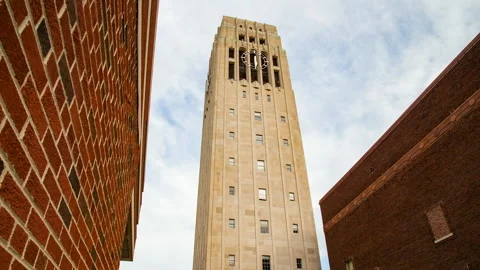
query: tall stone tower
193 16 320 270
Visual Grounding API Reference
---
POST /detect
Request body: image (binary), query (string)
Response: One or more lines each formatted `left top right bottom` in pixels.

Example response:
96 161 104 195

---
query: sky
121 1 479 269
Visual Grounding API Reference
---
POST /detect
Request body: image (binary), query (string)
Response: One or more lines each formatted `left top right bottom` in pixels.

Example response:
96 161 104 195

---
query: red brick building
0 0 158 269
320 33 480 270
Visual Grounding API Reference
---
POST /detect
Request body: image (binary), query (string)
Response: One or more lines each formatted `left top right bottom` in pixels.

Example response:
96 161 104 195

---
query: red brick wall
320 34 480 269
0 0 147 269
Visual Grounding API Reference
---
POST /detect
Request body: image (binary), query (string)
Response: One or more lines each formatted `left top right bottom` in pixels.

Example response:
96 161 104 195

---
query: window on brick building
249 36 255 43
281 116 286 123
239 34 245 41
229 132 235 139
345 259 354 270
293 224 298 233
229 108 235 116
260 38 266 45
229 48 235 58
260 220 269 234
229 255 235 266
229 219 235 228
274 70 281 87
426 204 453 243
283 139 289 146
289 192 295 201
229 186 235 195
229 157 235 166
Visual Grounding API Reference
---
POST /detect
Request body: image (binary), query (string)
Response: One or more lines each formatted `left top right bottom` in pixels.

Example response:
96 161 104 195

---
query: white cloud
121 1 479 269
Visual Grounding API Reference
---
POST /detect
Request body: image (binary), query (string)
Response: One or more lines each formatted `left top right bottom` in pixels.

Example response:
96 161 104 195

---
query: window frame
289 192 295 201
229 157 235 166
229 255 235 266
229 108 234 116
262 255 271 270
260 220 269 234
229 186 235 195
267 95 271 102
229 219 235 229
280 116 286 123
242 90 247 98
293 223 299 233
256 134 264 145
258 188 267 201
257 160 265 171
255 92 259 100
296 258 302 269
286 164 292 172
255 111 262 121
283 139 289 146
228 48 235 58
229 131 235 140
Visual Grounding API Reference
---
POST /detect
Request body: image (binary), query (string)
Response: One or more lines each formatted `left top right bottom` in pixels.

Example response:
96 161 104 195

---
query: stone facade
0 0 158 269
193 16 321 270
320 33 480 269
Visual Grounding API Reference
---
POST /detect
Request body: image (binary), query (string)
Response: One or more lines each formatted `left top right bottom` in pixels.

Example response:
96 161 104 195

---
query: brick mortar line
0 188 67 270
324 88 480 232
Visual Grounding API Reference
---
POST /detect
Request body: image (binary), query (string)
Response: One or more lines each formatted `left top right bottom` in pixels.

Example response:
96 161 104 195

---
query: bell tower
193 16 321 270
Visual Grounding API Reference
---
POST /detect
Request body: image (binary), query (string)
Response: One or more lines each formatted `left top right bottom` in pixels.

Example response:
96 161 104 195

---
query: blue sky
121 0 479 269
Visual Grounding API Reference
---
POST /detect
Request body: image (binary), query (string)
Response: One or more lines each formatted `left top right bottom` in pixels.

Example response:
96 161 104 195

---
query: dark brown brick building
0 0 158 269
320 33 480 270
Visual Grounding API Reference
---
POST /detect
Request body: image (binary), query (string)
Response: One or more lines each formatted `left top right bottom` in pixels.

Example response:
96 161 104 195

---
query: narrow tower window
229 132 235 139
257 160 265 171
239 34 245 41
228 48 235 58
262 256 271 270
296 258 303 269
293 224 298 233
281 116 286 123
289 192 295 201
229 255 235 266
256 134 264 145
239 48 247 80
229 108 234 115
274 70 281 87
255 93 259 100
259 189 267 200
283 139 289 146
249 36 255 43
260 38 266 45
229 157 235 166
267 95 271 102
260 220 269 234
229 186 235 195
228 62 235 80
242 90 247 98
255 111 262 121
229 219 235 228
286 164 292 172
272 56 278 66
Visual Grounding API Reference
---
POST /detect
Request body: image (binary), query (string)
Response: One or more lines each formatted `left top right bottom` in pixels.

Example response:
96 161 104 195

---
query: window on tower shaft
239 34 245 41
229 219 235 228
260 220 269 233
228 62 235 80
272 56 278 66
249 36 255 43
262 256 271 270
274 70 281 87
229 48 235 58
229 186 235 195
